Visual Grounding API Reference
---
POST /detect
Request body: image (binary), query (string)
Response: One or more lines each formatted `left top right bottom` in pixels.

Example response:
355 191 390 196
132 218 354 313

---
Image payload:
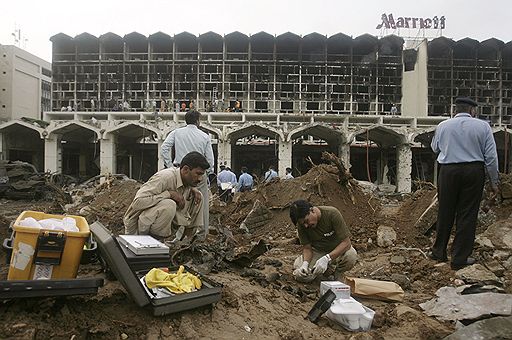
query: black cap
455 97 478 107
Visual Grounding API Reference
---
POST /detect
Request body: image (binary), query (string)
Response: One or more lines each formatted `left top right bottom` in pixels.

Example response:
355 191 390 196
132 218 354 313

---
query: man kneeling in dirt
123 151 209 241
289 200 358 282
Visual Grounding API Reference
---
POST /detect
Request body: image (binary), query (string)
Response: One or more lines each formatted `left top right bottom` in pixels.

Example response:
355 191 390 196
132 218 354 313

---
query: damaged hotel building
0 31 511 192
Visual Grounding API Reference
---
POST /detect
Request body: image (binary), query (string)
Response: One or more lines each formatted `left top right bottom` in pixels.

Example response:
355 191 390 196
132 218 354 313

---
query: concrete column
338 143 351 171
278 139 292 176
396 143 412 193
100 135 116 175
217 139 231 170
379 150 389 185
44 136 61 173
157 139 165 170
401 39 428 117
0 132 5 160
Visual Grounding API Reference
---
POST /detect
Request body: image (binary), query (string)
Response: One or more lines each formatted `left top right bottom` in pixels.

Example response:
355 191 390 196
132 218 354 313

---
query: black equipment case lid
90 221 222 316
0 277 104 299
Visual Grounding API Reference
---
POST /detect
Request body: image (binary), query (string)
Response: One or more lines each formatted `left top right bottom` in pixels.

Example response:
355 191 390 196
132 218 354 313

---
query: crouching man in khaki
289 200 358 282
123 151 209 240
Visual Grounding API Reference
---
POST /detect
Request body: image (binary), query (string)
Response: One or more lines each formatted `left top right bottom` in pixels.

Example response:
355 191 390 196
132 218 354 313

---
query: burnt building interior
49 31 404 116
427 37 512 125
1 32 509 190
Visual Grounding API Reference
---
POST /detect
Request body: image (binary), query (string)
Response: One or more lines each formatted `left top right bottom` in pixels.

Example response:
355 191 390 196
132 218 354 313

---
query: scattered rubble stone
420 286 512 322
377 226 396 247
455 264 500 284
444 316 512 340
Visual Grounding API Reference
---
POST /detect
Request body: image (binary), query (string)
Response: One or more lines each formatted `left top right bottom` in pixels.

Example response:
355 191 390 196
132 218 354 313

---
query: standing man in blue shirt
161 110 215 241
238 166 253 192
217 166 237 202
264 165 278 183
430 97 500 270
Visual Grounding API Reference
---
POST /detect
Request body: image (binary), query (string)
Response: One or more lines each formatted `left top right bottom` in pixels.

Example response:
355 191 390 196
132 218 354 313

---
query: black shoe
450 257 476 270
427 251 447 262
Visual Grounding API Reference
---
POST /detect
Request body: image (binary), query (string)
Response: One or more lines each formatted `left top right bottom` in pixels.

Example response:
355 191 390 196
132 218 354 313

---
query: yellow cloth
144 266 202 294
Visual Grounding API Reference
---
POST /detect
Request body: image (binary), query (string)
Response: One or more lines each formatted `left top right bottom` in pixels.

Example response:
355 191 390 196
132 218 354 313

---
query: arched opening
289 125 343 176
109 123 159 181
50 123 100 179
0 123 44 171
413 129 437 184
352 126 406 187
228 125 281 180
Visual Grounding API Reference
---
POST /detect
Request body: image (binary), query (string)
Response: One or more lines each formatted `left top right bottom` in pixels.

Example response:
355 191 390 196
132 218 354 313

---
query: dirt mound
68 179 141 235
213 164 380 245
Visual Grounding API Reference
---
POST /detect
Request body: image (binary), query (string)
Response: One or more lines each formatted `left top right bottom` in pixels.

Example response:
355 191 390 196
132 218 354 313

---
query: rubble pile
0 156 511 339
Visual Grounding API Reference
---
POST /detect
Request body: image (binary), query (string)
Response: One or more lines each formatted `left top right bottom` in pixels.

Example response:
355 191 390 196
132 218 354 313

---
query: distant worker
238 166 254 192
429 97 500 270
161 110 215 241
90 98 95 111
160 98 166 112
284 167 294 179
181 102 187 112
289 200 358 282
123 152 208 241
217 166 237 202
234 99 241 112
264 165 278 183
390 104 398 115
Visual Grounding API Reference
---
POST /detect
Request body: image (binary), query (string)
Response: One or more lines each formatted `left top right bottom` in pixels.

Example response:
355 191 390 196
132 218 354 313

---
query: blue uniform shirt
238 173 253 190
431 113 499 186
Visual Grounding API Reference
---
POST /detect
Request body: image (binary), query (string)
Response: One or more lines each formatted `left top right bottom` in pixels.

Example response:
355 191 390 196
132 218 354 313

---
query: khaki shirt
123 167 194 234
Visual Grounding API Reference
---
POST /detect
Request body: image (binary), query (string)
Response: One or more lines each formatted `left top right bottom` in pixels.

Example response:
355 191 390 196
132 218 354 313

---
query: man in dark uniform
429 97 500 270
289 199 358 282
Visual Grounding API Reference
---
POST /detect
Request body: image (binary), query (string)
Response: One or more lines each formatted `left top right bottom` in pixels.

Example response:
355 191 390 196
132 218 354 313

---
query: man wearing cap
429 97 499 270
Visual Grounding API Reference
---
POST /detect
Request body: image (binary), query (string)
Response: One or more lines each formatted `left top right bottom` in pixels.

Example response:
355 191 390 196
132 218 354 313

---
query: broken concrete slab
377 226 396 247
483 259 505 276
455 283 505 295
480 220 512 249
239 199 273 233
455 264 500 284
475 235 494 248
414 195 438 235
420 286 512 322
443 315 512 340
377 184 396 194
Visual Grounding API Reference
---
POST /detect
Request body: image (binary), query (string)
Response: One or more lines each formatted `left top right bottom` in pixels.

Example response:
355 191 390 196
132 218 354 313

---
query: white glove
293 261 310 277
313 254 331 275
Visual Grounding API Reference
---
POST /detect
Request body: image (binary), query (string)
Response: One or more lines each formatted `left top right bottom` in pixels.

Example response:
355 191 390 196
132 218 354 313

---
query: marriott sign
376 14 446 30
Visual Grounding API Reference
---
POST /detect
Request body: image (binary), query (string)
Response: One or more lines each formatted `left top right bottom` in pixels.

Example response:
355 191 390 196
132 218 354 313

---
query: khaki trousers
137 194 204 237
194 176 209 240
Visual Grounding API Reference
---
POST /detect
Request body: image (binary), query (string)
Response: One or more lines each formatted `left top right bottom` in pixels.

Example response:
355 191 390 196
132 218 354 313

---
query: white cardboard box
118 235 169 255
320 281 351 300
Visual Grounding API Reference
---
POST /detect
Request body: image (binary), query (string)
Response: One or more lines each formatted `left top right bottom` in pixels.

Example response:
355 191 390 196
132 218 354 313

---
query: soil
0 163 510 340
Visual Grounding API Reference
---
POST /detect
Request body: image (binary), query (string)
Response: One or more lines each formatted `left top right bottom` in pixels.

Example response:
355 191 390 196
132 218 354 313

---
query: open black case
90 221 222 316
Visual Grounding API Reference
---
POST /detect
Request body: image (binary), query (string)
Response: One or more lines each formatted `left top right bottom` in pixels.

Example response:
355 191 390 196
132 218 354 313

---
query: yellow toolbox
8 211 90 280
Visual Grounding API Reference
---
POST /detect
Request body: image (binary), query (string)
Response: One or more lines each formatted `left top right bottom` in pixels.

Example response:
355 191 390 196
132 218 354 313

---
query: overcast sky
1 0 510 62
